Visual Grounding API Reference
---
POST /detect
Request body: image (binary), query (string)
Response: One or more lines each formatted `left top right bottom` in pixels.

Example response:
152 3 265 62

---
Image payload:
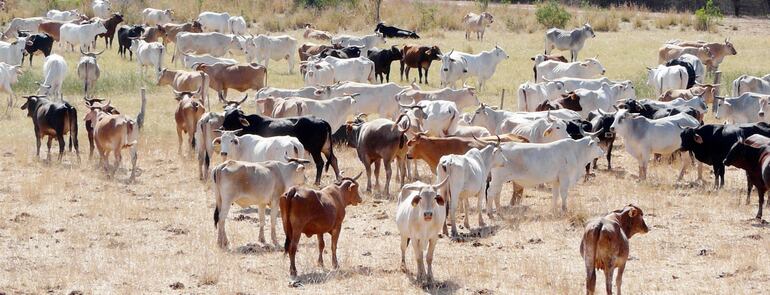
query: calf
117 25 145 60
303 24 332 41
173 88 206 155
76 49 104 97
159 21 203 45
83 97 119 160
196 63 267 102
658 44 713 65
724 134 770 219
22 33 53 67
375 22 419 38
659 83 717 104
352 115 411 195
581 205 649 295
20 95 79 161
94 13 123 49
212 158 309 249
462 12 494 40
280 174 363 280
368 46 402 83
400 45 441 84
395 178 448 283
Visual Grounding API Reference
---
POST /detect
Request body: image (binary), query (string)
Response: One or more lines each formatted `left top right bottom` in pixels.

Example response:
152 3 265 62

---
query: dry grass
2 1 770 294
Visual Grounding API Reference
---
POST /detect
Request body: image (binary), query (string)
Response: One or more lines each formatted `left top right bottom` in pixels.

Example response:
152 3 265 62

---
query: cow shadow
448 225 500 243
235 243 280 255
750 218 770 228
417 278 461 295
291 265 374 286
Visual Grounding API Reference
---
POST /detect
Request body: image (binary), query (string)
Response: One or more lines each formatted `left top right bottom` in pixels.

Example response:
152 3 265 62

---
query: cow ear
580 63 588 67
628 207 639 218
212 137 221 145
411 195 421 207
435 196 445 206
425 49 432 55
694 134 703 144
239 117 250 127
543 128 553 137
20 101 28 110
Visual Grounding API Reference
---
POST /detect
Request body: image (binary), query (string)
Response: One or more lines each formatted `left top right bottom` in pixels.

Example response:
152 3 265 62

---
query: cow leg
363 160 373 192
757 189 765 219
34 131 41 158
412 239 425 280
418 67 424 84
449 194 459 237
288 233 301 279
615 264 625 295
399 61 405 81
129 147 138 181
677 152 690 181
46 137 53 162
550 181 560 213
217 200 231 249
606 142 614 170
176 126 183 155
316 234 325 268
426 237 437 282
476 192 486 227
330 228 340 269
400 235 409 272
385 65 391 83
384 159 392 196
511 183 524 206
604 266 614 295
585 262 597 295
311 152 324 185
462 196 471 229
57 134 65 161
257 204 266 243
270 197 280 247
113 150 122 177
373 159 381 190
746 173 753 205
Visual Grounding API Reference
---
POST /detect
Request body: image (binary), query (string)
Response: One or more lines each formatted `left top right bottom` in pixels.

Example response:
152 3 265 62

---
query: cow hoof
288 280 303 288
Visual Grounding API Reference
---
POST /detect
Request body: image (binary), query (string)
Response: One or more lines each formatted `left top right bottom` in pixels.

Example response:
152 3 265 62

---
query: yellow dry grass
1 3 770 294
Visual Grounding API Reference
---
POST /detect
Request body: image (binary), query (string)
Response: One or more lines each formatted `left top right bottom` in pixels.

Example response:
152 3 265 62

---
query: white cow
544 24 596 62
326 82 408 119
462 12 494 40
142 8 174 26
469 104 580 135
271 95 359 132
396 86 479 110
130 39 164 78
610 109 699 180
732 74 770 96
46 9 81 22
0 36 30 66
303 60 334 86
255 86 329 114
1 17 44 40
451 125 491 138
0 62 23 110
331 33 385 52
214 130 306 162
487 136 604 212
517 80 566 111
211 159 308 249
60 20 107 52
228 16 247 35
715 92 769 123
401 100 461 137
535 58 606 83
246 35 297 73
439 46 508 90
173 32 242 65
436 142 506 237
395 178 449 282
197 11 231 33
551 77 634 93
673 54 706 84
306 56 375 84
92 0 112 19
181 53 237 69
502 115 571 143
646 65 688 96
573 82 636 118
36 54 67 100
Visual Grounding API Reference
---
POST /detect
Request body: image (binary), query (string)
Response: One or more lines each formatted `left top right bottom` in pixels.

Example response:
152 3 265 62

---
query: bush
695 0 723 31
535 1 571 29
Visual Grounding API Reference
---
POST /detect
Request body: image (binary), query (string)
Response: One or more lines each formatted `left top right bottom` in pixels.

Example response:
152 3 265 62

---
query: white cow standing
0 62 23 111
142 8 174 26
0 36 30 66
60 20 107 52
214 130 306 162
462 12 494 40
646 65 688 96
130 39 164 79
228 16 247 35
246 35 297 74
36 54 68 100
439 46 508 90
535 58 606 83
92 1 112 19
197 11 231 33
47 9 81 22
544 24 596 62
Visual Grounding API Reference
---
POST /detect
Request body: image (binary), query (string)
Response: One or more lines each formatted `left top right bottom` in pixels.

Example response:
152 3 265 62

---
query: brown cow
157 68 209 103
38 18 87 41
658 83 718 103
94 13 123 49
400 45 441 84
658 44 713 65
298 42 335 61
349 115 411 195
581 204 649 295
406 132 527 174
140 25 165 43
303 24 332 41
280 173 363 281
673 39 737 71
535 91 582 112
159 21 203 45
84 97 119 159
194 63 267 102
173 88 206 156
20 95 79 162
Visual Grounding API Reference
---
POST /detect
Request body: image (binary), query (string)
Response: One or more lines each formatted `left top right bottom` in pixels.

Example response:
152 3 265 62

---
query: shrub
590 13 620 32
695 0 723 31
535 0 571 29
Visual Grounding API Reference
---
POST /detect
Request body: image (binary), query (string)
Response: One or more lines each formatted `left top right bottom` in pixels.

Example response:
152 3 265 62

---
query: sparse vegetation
536 0 572 29
695 0 723 31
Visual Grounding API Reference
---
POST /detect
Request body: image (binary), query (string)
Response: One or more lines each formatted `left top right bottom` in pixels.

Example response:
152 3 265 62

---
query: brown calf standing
160 21 203 45
173 88 206 156
84 97 119 159
658 83 717 103
400 45 441 84
581 204 649 295
21 95 79 162
280 173 363 281
406 132 527 173
195 63 267 102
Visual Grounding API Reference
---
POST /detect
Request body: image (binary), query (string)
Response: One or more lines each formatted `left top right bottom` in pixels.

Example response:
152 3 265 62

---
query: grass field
1 2 770 294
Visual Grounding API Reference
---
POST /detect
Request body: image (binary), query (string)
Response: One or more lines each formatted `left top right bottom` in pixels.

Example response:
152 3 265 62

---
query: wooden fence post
499 89 505 110
713 71 722 113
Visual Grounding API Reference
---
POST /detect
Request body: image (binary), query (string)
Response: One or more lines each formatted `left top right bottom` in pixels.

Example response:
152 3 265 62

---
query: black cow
375 23 419 38
367 46 403 83
620 99 703 122
318 46 362 59
117 25 145 60
587 110 617 170
666 59 696 89
723 135 770 219
680 123 770 189
20 95 79 162
21 33 53 67
222 107 340 185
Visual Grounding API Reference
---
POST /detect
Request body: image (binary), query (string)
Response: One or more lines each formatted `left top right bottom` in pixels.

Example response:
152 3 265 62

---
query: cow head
541 112 570 142
389 45 403 60
481 12 494 25
20 95 45 117
212 129 242 159
723 137 753 170
713 97 729 120
335 172 363 206
426 46 442 60
581 57 605 76
759 96 770 118
609 109 636 134
35 81 53 96
493 45 509 60
583 23 596 38
469 103 496 132
725 38 737 55
616 204 649 237
557 92 582 112
404 177 449 222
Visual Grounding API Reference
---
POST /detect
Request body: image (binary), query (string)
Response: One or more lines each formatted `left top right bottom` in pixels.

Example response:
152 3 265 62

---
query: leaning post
713 71 722 113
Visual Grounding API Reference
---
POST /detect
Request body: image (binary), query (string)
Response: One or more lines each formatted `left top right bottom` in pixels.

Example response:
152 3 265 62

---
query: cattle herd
1 1 766 293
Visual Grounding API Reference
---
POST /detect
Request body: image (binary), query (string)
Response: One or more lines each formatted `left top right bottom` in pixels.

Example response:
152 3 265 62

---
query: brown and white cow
658 82 718 103
303 24 332 41
535 91 582 112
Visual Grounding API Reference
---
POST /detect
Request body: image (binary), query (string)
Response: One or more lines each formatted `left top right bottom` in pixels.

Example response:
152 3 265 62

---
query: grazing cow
197 11 231 33
60 20 107 52
157 68 209 102
21 33 53 67
400 45 441 84
222 107 340 185
212 158 309 249
272 94 359 133
228 16 247 35
36 54 67 100
581 205 649 295
195 111 224 181
92 0 112 19
517 80 566 111
732 74 770 96
646 65 688 96
142 8 174 26
715 93 769 124
159 21 203 46
680 123 770 188
397 85 478 110
437 139 505 237
0 36 30 66
462 12 494 40
181 53 236 69
2 17 44 40
545 24 596 62
117 25 144 60
375 22 419 38
214 130 305 163
20 95 79 161
535 58 605 83
280 174 363 281
351 115 411 195
129 38 164 78
173 88 206 155
658 44 713 65
245 34 297 73
610 109 699 180
439 46 508 90
76 49 104 97
659 83 717 103
487 135 604 212
0 62 23 110
85 89 147 180
395 178 448 283
47 9 81 22
724 134 770 219
331 33 386 52
303 24 332 41
173 32 242 65
94 13 123 49
305 56 375 84
196 63 267 102
572 83 636 118
368 46 403 83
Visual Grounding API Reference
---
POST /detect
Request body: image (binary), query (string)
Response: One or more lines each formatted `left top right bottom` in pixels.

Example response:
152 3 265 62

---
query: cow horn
351 172 363 181
584 128 603 138
238 94 248 104
546 110 554 122
80 47 86 55
597 108 606 115
94 49 105 56
612 105 619 111
434 175 449 189
471 134 490 145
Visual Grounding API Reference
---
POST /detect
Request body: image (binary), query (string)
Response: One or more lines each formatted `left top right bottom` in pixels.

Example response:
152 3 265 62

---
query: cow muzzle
609 127 615 133
220 152 228 157
760 111 765 118
423 212 433 221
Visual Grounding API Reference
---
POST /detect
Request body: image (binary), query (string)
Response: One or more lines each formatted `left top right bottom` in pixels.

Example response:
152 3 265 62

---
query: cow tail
583 221 604 270
212 163 224 228
443 110 456 136
67 103 78 153
520 87 528 111
157 45 164 74
280 187 297 255
264 67 269 87
324 123 335 172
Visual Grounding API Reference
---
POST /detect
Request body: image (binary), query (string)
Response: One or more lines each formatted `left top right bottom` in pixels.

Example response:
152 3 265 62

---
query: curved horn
94 49 106 56
80 47 86 55
351 172 363 181
434 175 449 189
238 94 248 104
584 128 603 138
